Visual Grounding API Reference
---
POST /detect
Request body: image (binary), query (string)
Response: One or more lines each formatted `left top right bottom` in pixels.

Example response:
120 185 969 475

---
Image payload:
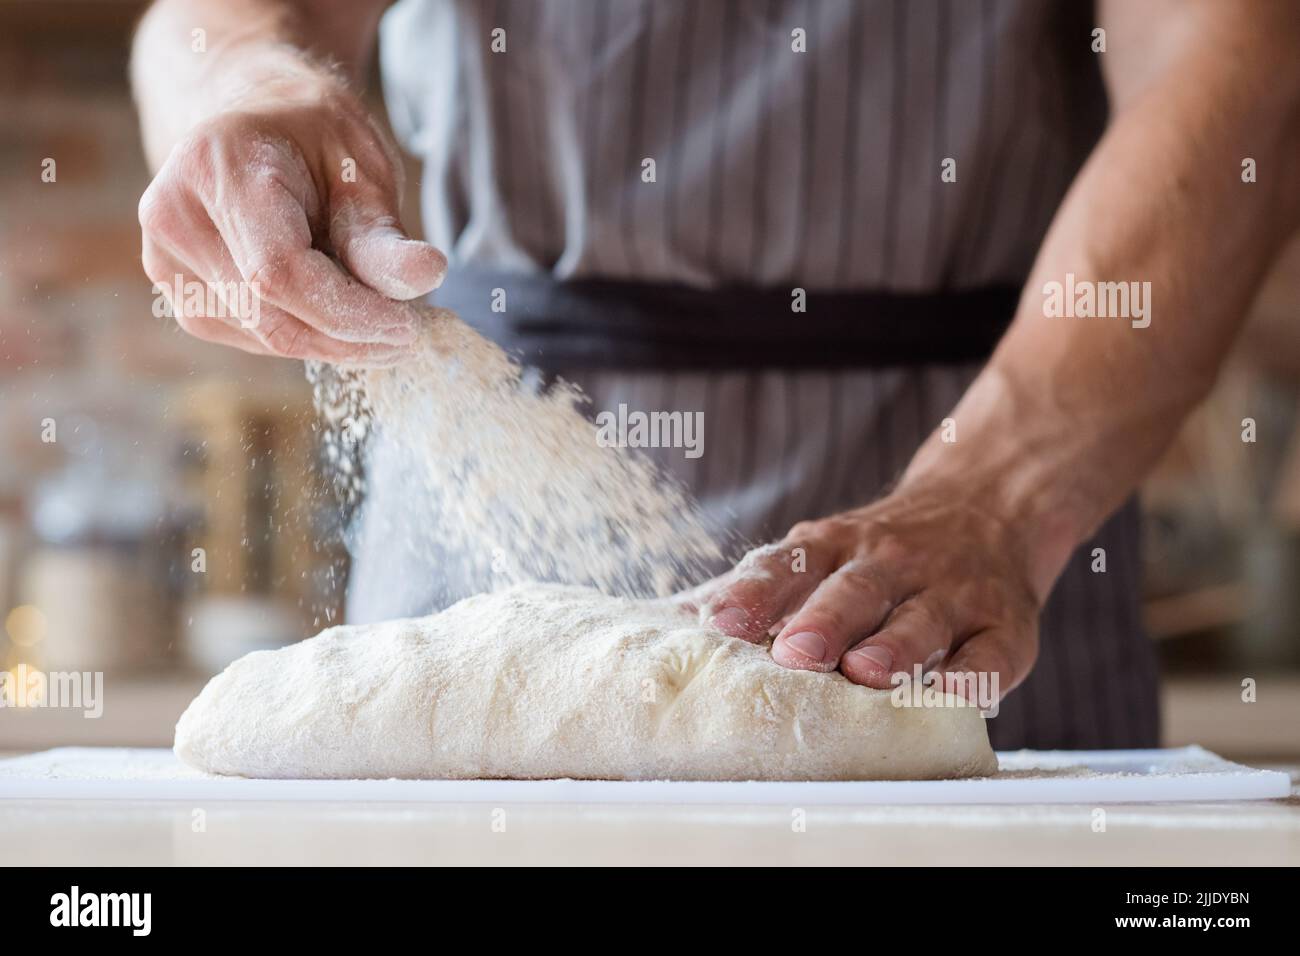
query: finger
942 625 1039 702
195 226 411 366
839 595 955 690
329 198 447 300
152 231 408 368
157 217 302 335
143 237 271 356
771 560 897 672
179 311 275 356
253 310 411 367
320 113 444 298
209 178 422 344
701 542 829 643
140 169 297 342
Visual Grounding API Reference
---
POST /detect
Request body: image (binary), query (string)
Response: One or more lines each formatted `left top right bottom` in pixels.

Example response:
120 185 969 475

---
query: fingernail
708 606 749 636
783 631 827 663
847 644 893 673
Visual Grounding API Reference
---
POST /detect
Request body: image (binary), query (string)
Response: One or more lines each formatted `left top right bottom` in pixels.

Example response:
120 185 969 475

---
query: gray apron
351 0 1160 749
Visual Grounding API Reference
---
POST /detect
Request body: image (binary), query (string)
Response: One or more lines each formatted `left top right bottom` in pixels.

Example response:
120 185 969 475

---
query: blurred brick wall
0 1 310 498
0 2 341 674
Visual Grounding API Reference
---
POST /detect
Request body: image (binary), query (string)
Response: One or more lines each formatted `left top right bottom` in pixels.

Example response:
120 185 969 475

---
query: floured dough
175 583 997 781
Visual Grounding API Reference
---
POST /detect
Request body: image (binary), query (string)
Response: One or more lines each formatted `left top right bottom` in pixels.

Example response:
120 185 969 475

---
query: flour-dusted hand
679 369 1068 704
688 481 1041 702
133 3 446 365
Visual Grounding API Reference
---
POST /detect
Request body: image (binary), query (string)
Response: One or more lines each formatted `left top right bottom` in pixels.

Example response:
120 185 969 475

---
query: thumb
331 202 447 300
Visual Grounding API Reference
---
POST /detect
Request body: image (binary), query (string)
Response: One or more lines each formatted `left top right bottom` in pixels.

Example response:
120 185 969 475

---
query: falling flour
306 307 724 601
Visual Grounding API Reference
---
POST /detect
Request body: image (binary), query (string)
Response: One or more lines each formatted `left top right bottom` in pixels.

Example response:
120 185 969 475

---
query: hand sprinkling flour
307 307 724 599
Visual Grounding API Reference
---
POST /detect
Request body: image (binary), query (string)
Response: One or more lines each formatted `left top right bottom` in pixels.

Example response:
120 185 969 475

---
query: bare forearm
904 1 1300 598
130 0 387 169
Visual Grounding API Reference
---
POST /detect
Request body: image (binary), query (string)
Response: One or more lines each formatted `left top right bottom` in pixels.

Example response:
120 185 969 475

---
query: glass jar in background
20 411 180 675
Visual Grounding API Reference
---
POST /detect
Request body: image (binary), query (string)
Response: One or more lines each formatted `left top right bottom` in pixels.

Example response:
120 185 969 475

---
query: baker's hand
138 72 445 365
683 480 1042 700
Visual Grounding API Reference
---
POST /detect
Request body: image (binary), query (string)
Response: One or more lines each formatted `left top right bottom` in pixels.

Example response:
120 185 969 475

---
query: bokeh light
5 605 48 647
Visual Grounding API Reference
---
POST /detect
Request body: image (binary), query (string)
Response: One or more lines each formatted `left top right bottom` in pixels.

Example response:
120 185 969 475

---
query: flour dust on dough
174 583 998 781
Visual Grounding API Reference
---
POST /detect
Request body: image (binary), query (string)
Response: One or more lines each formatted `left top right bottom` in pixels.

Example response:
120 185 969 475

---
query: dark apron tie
433 268 1021 371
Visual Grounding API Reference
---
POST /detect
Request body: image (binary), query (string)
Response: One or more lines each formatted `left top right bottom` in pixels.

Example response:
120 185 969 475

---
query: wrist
895 367 1096 604
209 43 343 114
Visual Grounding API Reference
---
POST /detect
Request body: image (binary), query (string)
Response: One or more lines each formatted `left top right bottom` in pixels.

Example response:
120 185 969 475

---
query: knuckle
865 530 909 566
735 541 787 577
137 193 165 235
260 319 308 357
246 161 300 201
170 128 217 174
137 182 181 239
836 559 889 598
712 578 776 618
140 244 171 284
164 134 220 206
716 579 762 609
245 257 296 303
354 116 403 175
958 583 998 623
798 607 850 640
330 204 398 249
964 577 1032 628
280 337 314 360
785 520 822 543
901 598 947 635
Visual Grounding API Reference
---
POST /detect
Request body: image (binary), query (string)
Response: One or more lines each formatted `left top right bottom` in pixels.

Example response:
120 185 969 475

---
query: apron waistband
433 269 1021 371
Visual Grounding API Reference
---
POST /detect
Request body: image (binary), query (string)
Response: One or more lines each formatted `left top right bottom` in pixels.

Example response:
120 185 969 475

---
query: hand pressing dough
174 583 997 781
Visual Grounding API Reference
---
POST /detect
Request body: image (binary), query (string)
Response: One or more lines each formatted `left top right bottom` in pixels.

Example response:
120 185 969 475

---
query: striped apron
350 0 1161 749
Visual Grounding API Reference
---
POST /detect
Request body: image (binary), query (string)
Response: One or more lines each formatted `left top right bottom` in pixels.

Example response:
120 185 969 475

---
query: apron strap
433 268 1021 371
